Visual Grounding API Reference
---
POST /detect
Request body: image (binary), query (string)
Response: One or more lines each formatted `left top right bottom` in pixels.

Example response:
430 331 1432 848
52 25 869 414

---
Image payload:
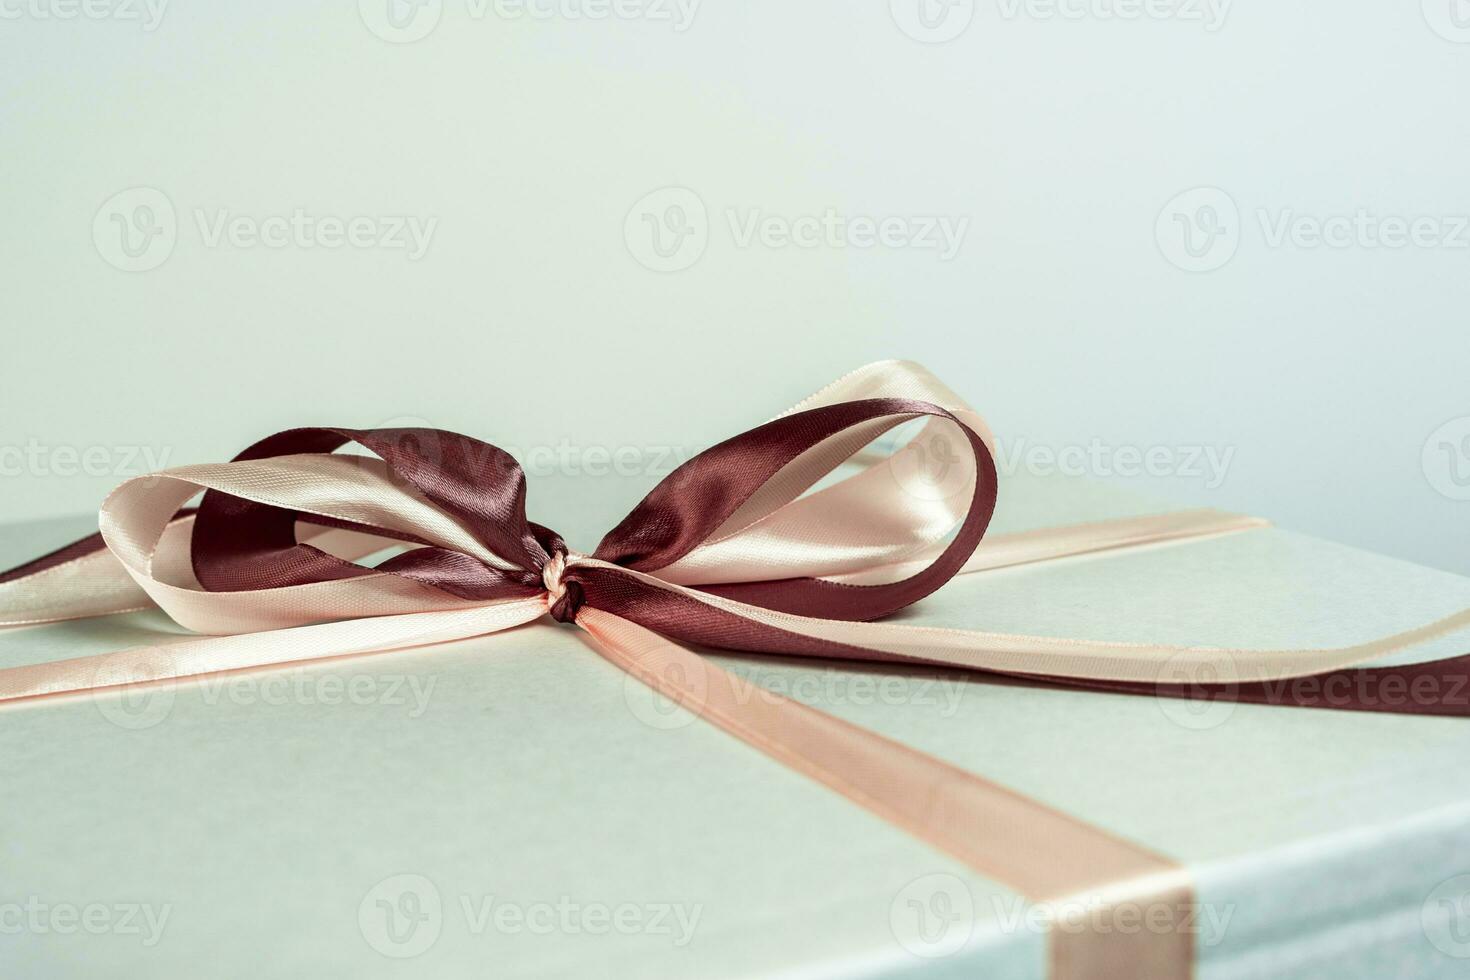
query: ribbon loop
592 398 998 622
191 426 548 597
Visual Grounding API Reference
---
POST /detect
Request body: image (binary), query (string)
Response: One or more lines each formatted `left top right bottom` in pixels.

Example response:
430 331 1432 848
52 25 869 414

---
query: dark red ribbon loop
592 398 998 622
191 427 548 602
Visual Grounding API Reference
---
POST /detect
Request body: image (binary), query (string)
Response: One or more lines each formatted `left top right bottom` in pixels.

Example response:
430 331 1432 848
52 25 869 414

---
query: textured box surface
3 471 1469 978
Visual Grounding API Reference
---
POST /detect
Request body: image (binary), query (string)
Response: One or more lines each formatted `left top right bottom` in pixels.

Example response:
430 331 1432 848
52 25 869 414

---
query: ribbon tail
0 597 548 705
956 508 1268 577
0 512 439 629
572 560 1470 717
574 606 1195 980
0 530 154 626
1055 653 1470 716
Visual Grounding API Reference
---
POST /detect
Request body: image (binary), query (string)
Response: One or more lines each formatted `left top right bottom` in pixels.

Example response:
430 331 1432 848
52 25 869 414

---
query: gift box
3 363 1469 980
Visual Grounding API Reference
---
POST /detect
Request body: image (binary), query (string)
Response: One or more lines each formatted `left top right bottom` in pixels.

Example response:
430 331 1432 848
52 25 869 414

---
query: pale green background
0 1 1468 574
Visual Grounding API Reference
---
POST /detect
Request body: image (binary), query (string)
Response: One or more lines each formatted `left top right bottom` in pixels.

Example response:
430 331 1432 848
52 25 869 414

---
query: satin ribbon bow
4 360 1470 980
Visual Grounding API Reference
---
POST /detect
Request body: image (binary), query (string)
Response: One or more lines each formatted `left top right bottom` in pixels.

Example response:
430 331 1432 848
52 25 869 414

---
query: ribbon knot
541 549 584 624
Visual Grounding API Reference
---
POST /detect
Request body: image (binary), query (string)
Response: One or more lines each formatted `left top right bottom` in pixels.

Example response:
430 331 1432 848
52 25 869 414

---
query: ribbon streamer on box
3 361 1469 979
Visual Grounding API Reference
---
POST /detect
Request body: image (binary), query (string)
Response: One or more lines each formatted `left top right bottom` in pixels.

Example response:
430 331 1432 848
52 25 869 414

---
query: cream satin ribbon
3 360 1467 980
